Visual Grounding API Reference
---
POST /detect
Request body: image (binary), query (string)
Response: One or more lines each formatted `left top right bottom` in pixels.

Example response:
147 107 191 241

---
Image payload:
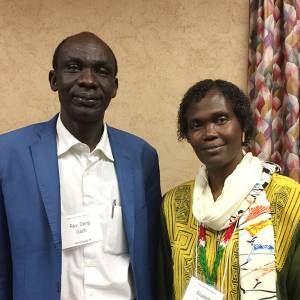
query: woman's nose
203 123 217 138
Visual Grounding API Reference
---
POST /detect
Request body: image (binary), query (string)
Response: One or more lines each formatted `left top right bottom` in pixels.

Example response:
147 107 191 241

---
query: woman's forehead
189 91 233 112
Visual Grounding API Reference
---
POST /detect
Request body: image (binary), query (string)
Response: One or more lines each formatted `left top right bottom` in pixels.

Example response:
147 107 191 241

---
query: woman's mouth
201 145 224 153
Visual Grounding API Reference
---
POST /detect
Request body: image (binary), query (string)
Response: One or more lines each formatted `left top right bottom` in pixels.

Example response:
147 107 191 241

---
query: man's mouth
72 96 100 107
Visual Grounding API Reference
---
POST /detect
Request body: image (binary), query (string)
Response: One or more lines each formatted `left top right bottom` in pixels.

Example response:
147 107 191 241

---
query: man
0 32 161 300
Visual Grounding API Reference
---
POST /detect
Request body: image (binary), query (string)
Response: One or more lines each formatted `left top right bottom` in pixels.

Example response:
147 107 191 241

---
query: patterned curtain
248 0 300 182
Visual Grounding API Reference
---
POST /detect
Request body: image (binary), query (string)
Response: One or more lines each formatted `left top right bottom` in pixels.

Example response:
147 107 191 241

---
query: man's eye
67 64 80 72
95 67 110 75
215 116 228 124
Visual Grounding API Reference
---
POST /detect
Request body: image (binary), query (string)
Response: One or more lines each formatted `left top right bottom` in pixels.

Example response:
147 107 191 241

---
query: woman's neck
207 154 244 200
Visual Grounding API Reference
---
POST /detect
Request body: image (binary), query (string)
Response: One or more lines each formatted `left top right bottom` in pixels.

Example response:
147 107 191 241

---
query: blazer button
56 281 61 293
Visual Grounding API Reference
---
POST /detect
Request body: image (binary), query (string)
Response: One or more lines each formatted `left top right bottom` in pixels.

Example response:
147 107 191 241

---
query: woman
159 79 300 300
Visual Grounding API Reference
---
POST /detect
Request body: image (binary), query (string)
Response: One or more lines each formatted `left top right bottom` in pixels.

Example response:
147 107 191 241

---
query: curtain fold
248 0 300 181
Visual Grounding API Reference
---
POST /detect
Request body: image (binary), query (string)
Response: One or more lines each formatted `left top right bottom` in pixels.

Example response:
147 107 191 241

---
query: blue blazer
0 115 162 300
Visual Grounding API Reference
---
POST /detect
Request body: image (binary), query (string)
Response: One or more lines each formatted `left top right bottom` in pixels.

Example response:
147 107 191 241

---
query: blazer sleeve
143 147 162 298
145 148 162 246
0 184 12 299
158 205 174 300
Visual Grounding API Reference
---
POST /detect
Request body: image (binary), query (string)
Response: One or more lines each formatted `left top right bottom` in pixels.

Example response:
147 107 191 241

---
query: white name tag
183 276 224 300
61 212 101 249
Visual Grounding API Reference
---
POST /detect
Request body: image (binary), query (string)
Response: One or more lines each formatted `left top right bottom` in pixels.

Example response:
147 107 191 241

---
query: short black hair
177 79 255 145
52 32 118 75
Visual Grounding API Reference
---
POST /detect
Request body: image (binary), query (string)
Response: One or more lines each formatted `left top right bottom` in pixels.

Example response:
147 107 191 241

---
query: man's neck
61 117 104 152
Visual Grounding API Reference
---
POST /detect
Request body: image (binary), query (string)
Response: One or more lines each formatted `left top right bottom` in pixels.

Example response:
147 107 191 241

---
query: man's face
49 34 118 126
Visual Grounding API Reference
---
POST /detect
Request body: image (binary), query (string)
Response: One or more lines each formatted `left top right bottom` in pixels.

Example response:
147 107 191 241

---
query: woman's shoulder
267 173 300 220
267 173 300 271
267 173 299 207
162 180 195 213
269 173 299 188
163 180 194 200
162 180 196 236
165 179 195 192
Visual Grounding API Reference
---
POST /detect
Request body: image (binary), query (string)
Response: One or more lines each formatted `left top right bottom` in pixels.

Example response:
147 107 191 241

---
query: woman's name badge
183 276 224 300
61 212 101 250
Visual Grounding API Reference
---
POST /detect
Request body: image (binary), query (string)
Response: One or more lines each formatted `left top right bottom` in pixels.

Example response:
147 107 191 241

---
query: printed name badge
61 212 101 250
183 276 224 300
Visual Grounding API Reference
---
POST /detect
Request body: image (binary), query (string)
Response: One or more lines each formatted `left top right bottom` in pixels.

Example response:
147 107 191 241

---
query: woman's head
177 79 255 172
177 79 255 144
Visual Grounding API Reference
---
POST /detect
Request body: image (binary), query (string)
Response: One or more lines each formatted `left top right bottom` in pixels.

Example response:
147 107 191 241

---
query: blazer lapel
108 127 135 254
30 116 61 246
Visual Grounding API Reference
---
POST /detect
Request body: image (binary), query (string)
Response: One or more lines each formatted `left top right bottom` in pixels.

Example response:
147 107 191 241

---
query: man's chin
74 111 104 123
62 108 105 125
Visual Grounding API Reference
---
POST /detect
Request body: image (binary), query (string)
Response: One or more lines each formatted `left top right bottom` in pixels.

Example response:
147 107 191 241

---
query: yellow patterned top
160 173 300 300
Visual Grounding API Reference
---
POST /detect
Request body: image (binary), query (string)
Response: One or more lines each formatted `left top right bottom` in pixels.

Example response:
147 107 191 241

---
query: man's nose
77 68 98 88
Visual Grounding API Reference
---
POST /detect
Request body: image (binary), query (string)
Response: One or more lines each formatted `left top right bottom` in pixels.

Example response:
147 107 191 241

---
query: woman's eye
215 116 228 124
189 120 203 129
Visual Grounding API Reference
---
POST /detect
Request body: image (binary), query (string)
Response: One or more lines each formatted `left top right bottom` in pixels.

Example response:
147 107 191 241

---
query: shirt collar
94 123 114 161
56 115 114 161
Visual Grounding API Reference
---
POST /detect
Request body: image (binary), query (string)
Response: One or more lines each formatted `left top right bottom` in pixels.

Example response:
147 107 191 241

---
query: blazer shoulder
1 123 42 140
107 126 157 152
0 117 57 153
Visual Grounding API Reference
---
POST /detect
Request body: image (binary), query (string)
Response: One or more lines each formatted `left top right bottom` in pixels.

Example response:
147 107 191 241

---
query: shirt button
88 199 94 205
86 291 93 297
56 281 61 293
85 259 95 267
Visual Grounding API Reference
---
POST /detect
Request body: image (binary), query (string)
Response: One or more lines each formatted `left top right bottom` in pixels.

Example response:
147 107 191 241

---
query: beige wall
0 0 249 193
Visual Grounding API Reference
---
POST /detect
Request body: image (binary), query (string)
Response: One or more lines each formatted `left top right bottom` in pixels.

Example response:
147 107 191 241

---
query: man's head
49 32 118 127
52 32 118 75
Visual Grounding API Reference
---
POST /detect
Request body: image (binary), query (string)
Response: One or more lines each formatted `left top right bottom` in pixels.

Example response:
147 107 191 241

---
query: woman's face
186 89 243 173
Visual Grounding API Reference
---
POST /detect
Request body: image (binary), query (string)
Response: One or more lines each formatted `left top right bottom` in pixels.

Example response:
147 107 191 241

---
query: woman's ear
241 132 245 144
49 70 58 92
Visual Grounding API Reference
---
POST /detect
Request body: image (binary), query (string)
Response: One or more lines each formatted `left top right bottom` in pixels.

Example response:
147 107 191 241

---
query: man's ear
49 70 58 92
111 77 118 98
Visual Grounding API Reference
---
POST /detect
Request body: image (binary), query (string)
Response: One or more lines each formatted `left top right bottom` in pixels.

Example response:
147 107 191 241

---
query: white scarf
192 152 279 299
192 152 263 231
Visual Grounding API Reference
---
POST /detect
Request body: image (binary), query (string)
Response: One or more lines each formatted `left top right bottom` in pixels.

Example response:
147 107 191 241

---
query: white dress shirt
56 116 134 300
